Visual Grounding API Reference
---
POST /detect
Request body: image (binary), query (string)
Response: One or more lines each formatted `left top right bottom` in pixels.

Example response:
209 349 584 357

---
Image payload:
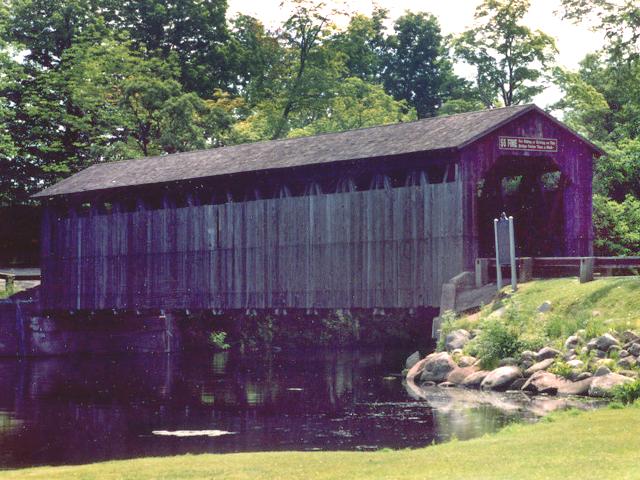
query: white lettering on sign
498 136 558 152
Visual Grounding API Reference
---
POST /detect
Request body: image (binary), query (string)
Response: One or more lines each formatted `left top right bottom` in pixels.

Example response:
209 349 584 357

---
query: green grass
1 407 639 479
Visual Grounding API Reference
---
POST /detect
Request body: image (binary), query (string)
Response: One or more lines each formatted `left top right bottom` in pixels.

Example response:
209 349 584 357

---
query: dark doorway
478 156 567 258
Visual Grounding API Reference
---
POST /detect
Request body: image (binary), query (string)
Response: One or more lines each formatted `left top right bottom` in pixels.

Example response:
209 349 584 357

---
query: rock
576 372 593 381
558 377 594 396
510 378 527 391
628 343 640 357
451 348 464 356
419 352 457 383
563 349 576 361
619 370 639 379
536 347 561 362
594 333 620 352
447 366 479 384
609 345 621 354
520 350 536 362
524 358 555 377
618 356 637 369
405 351 421 370
594 366 611 377
537 300 553 313
566 359 584 369
499 357 518 367
481 366 522 391
488 307 506 319
619 349 630 358
595 358 615 370
438 381 456 388
564 335 580 350
460 370 490 388
522 371 571 395
579 346 589 356
406 357 428 382
622 330 640 343
444 329 471 352
589 373 633 397
457 355 477 368
594 349 607 359
422 381 436 387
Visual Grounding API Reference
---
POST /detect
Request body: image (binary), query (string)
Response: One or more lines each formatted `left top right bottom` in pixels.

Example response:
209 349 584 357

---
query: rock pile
406 329 639 398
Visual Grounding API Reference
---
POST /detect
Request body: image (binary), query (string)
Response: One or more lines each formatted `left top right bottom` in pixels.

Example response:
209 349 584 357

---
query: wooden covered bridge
34 104 600 314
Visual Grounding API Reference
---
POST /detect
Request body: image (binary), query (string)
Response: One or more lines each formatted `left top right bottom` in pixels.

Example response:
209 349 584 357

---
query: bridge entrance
478 155 567 258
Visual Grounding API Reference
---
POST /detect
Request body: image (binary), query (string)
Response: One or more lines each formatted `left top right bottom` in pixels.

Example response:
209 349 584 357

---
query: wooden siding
40 180 464 311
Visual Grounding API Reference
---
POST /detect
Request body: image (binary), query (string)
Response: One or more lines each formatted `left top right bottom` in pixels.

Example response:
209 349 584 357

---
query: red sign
498 136 558 152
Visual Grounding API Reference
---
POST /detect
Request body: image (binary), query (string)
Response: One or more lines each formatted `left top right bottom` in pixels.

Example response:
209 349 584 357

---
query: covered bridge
34 104 601 313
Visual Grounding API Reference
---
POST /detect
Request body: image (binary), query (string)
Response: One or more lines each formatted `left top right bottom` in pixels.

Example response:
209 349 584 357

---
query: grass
1 406 639 479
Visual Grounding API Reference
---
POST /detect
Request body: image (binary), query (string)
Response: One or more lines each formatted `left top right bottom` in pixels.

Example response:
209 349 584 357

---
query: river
0 348 571 468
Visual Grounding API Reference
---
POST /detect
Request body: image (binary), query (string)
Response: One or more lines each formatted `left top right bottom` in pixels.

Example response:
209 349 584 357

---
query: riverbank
1 405 638 479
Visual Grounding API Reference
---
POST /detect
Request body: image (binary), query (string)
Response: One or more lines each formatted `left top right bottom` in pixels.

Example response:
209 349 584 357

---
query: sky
227 0 605 108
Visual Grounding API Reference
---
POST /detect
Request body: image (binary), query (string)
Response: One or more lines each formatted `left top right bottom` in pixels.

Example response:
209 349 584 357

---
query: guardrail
475 256 640 286
1 271 41 293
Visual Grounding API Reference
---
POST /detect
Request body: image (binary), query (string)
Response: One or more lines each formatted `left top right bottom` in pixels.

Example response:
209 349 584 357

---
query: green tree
383 12 462 118
454 0 557 107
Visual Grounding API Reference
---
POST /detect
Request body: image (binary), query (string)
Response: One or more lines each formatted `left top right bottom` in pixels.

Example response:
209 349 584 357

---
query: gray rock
619 370 639 379
406 357 428 382
609 345 621 353
564 335 580 350
563 350 577 361
618 356 637 369
405 351 421 370
619 349 630 359
438 381 456 388
460 370 490 388
594 366 611 377
520 350 536 362
575 372 593 381
566 359 584 369
536 347 561 361
558 377 594 396
589 373 633 397
524 358 555 377
522 371 570 395
419 352 457 383
537 300 553 313
628 343 640 357
594 349 607 359
622 330 640 343
457 355 477 368
444 329 471 352
594 333 620 352
499 357 518 367
509 378 527 390
580 346 589 356
481 366 522 391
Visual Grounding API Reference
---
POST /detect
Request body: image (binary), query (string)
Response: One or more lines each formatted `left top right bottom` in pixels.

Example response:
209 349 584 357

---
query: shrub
466 317 525 369
611 379 640 405
208 330 230 350
548 360 574 379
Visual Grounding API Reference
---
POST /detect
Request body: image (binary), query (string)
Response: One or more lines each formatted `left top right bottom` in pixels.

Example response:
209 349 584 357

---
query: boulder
537 301 553 313
520 350 536 362
618 356 637 369
460 370 490 388
558 377 594 396
619 370 639 379
524 358 555 377
589 373 633 397
447 366 479 384
566 359 584 370
575 372 592 381
406 357 428 382
457 355 477 368
594 333 620 352
622 330 640 343
594 349 607 359
499 357 518 367
419 352 457 383
405 351 421 370
522 371 571 395
594 366 612 377
564 335 580 350
628 343 640 357
619 349 630 359
444 329 471 352
536 347 561 362
509 378 527 391
481 366 522 391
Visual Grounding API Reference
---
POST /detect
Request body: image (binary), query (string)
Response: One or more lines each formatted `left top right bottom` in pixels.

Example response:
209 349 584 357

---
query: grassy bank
1 406 639 480
439 276 640 369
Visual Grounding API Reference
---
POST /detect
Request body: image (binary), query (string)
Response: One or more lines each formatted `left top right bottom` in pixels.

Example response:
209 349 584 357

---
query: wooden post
493 219 503 290
475 258 489 287
580 257 595 283
508 216 517 292
519 257 533 283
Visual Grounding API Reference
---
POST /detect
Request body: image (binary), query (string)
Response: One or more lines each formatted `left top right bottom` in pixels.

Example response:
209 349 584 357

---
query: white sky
227 0 605 108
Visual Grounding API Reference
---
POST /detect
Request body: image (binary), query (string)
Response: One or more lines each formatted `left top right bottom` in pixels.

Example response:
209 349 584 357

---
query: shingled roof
33 104 588 198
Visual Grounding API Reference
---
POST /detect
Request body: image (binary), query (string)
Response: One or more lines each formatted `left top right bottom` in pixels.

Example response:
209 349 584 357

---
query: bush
611 379 640 405
208 330 230 350
548 361 574 379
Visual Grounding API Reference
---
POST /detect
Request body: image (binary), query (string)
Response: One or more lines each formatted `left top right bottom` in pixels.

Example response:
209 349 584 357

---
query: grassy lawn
1 406 639 480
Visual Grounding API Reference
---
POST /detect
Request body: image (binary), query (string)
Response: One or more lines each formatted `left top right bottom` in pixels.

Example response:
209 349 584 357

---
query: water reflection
0 349 593 468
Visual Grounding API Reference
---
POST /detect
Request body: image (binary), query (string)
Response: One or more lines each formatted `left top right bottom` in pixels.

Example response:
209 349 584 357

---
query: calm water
1 348 552 468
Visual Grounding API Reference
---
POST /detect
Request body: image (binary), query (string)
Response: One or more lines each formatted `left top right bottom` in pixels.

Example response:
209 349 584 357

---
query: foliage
611 379 640 405
548 360 576 379
208 330 230 350
592 194 640 256
453 0 557 107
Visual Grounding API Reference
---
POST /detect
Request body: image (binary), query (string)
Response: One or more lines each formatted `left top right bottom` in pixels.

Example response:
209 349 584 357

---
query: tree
383 12 461 118
453 0 557 107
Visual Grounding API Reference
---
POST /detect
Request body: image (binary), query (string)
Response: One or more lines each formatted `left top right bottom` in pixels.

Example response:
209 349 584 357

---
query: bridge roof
33 104 601 199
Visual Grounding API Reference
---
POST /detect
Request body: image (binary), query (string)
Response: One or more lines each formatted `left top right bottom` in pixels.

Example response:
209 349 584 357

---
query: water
0 348 589 469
